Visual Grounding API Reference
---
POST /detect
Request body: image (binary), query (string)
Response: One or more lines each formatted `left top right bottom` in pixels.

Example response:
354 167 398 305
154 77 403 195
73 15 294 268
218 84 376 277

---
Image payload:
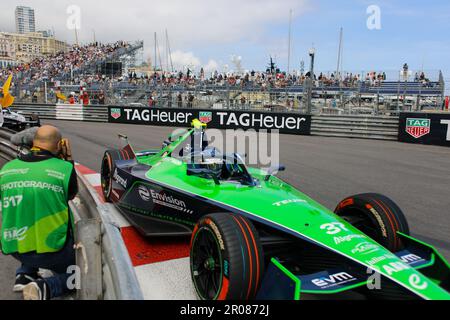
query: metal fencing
14 83 445 116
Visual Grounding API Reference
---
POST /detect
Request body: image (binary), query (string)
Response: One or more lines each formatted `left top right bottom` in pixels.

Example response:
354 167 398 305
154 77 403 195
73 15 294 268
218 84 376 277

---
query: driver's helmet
201 157 223 175
188 147 223 175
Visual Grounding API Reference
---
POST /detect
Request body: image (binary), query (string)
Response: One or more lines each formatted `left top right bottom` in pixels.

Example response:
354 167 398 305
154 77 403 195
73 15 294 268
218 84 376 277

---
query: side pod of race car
101 120 450 300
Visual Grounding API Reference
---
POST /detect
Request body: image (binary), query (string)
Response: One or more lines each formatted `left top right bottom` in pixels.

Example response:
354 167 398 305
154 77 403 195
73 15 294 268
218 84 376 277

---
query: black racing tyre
190 213 264 300
334 193 410 252
100 150 116 202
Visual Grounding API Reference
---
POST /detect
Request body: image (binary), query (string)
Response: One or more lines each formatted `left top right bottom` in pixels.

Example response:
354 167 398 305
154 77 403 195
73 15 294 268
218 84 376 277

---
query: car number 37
320 222 349 235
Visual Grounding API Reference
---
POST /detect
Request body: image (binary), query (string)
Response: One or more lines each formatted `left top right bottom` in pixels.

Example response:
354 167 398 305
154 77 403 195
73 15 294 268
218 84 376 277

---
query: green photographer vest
0 157 72 254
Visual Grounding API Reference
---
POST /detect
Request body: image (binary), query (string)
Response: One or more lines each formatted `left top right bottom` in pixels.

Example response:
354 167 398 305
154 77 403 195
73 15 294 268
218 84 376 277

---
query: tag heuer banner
399 112 450 147
108 106 311 135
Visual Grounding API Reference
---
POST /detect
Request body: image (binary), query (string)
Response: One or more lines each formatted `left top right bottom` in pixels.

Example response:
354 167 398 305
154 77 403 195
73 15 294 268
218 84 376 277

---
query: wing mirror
264 165 286 181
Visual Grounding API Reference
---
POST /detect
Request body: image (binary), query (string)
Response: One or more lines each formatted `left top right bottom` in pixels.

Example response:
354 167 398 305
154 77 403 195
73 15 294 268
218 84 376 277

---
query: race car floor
1 119 449 300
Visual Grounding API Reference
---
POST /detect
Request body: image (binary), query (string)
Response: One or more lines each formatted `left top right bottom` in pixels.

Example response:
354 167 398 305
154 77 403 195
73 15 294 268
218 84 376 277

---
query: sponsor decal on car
377 262 409 276
409 274 428 290
272 199 307 207
150 189 193 214
406 118 431 139
311 272 357 289
351 242 380 255
365 253 396 266
400 253 425 265
333 234 365 245
320 222 349 235
110 108 121 120
138 185 151 201
205 219 225 251
199 111 213 124
113 169 128 188
366 204 388 238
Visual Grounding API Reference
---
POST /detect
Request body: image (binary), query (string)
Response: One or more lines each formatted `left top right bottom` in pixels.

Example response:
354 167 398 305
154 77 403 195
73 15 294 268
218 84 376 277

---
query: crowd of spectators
0 44 440 106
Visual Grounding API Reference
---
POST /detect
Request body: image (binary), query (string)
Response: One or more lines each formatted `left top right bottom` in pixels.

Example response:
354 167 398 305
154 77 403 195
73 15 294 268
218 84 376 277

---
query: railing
311 115 399 140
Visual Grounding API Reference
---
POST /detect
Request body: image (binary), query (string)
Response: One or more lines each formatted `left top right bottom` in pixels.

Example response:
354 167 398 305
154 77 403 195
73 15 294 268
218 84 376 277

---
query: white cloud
203 59 219 73
171 50 201 70
0 0 310 69
170 51 219 73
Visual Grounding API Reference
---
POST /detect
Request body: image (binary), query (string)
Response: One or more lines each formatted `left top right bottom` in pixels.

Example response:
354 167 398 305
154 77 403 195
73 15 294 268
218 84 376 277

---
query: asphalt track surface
1 119 449 300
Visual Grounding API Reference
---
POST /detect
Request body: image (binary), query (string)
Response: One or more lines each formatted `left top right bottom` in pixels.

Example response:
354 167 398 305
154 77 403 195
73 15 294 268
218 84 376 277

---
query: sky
1 0 449 83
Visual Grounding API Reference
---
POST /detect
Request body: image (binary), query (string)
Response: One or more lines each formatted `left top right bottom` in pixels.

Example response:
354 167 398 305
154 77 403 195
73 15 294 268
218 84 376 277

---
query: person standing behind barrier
81 92 89 106
0 125 78 300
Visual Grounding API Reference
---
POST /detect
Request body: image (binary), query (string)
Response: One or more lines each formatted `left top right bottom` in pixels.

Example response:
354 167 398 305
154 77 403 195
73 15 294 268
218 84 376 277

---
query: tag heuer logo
199 112 212 124
111 108 121 120
406 118 430 139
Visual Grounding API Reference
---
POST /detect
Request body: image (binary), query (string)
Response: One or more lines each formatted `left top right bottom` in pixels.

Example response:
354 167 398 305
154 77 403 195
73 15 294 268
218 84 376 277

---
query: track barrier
9 103 408 140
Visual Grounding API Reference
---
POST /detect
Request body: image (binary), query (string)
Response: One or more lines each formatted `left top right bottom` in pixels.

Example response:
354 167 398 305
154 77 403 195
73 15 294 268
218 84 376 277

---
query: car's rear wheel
334 193 410 252
101 151 115 202
190 213 264 300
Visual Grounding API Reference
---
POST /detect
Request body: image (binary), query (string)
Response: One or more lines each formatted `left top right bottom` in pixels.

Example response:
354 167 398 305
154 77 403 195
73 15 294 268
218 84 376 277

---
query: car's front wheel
334 193 410 252
190 213 264 300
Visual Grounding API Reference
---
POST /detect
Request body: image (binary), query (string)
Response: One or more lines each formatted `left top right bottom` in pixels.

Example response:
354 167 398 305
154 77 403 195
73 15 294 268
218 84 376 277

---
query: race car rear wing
117 134 138 164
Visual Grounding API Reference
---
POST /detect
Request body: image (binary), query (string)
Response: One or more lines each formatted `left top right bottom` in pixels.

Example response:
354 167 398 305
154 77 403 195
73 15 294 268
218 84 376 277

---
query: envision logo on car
138 185 151 201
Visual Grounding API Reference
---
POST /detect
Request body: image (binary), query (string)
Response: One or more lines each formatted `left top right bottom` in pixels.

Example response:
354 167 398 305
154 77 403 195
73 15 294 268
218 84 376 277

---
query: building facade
0 32 68 66
15 6 36 34
0 33 18 68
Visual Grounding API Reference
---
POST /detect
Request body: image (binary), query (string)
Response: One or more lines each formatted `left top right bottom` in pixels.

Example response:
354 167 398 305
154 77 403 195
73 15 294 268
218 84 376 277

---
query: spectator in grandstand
187 92 194 108
68 93 76 105
240 95 246 106
98 91 105 105
148 95 155 107
81 91 90 106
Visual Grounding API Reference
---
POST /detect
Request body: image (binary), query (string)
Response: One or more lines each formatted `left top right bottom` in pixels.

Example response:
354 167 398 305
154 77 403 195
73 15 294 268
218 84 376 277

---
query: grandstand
0 41 445 115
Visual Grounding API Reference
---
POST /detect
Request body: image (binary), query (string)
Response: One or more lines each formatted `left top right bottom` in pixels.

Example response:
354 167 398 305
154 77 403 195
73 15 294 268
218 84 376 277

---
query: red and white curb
74 163 197 300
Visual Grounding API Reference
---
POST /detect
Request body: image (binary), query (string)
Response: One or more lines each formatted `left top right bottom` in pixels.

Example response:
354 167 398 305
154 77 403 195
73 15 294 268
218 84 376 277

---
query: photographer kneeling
0 125 78 300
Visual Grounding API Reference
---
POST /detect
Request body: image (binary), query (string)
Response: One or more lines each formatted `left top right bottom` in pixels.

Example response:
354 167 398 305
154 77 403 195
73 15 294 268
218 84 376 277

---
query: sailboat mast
336 27 343 80
287 9 293 75
166 29 174 72
156 35 163 71
154 32 157 71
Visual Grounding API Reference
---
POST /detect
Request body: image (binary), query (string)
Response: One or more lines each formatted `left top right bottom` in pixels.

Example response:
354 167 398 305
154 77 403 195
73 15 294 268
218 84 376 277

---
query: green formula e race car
101 119 450 300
